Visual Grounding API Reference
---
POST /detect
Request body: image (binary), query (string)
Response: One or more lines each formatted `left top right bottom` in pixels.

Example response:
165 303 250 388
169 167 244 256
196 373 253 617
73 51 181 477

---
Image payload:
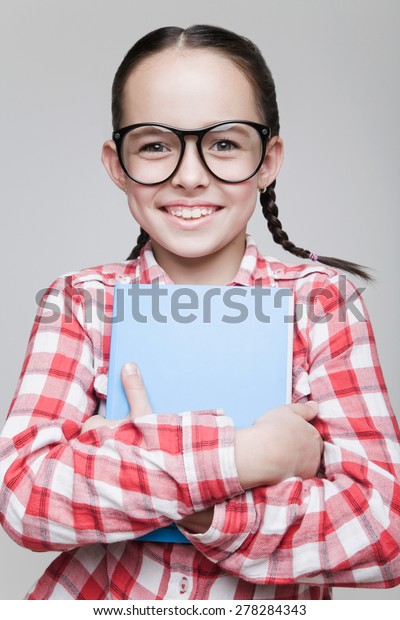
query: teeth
168 207 214 219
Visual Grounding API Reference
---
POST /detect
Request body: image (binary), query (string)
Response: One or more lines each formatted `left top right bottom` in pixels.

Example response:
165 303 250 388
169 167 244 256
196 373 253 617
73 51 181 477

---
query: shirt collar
137 234 276 286
138 242 175 284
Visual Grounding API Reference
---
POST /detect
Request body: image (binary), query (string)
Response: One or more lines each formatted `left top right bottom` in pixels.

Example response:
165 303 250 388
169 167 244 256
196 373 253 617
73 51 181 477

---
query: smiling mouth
163 205 221 220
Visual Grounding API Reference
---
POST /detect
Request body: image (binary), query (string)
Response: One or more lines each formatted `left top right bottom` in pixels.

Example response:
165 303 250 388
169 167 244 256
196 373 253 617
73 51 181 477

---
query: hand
235 401 323 489
80 363 152 433
177 508 214 534
180 402 323 535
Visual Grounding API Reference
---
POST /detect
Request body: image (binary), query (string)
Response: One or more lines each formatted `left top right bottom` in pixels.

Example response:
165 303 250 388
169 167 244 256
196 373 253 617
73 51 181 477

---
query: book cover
105 284 293 543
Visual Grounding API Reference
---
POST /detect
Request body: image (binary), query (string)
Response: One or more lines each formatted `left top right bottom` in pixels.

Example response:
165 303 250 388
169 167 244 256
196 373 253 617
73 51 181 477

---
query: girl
0 25 399 601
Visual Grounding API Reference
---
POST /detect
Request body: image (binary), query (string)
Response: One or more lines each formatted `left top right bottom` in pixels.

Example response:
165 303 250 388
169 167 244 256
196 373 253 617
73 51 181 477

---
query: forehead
121 48 260 127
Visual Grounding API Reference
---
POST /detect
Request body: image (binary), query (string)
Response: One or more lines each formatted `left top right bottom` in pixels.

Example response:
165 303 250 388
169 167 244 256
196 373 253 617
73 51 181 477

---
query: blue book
106 284 293 543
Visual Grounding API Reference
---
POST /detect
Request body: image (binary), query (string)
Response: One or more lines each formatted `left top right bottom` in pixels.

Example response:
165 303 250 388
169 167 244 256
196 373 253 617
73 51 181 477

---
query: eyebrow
210 121 247 131
208 123 248 133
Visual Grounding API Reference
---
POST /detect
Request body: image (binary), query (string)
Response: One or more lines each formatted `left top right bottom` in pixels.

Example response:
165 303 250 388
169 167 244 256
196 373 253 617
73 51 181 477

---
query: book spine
105 283 123 420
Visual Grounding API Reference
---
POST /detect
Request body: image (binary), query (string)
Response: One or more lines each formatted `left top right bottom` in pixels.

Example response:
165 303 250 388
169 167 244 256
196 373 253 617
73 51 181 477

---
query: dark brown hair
112 25 372 281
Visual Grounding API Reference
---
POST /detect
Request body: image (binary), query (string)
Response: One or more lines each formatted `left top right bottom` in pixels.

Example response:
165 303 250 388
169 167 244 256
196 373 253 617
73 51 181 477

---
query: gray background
0 0 399 601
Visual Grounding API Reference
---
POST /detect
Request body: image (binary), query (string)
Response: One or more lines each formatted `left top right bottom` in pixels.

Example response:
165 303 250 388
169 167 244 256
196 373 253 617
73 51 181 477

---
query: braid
260 181 374 282
261 182 310 260
127 227 150 260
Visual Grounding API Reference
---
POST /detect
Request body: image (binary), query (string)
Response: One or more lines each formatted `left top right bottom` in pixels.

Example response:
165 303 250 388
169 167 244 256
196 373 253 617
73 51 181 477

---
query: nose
170 137 210 189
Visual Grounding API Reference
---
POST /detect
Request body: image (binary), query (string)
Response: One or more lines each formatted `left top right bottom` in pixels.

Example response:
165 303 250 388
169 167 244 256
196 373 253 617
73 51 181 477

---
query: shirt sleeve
0 277 243 552
180 274 400 588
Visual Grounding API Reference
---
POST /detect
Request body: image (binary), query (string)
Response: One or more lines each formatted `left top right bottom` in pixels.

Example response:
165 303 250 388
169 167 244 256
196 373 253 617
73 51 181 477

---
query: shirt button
115 274 131 283
179 576 189 594
93 373 108 396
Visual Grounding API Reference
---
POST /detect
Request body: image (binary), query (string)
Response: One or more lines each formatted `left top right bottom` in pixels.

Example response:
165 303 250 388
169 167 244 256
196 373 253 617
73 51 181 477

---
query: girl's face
103 49 283 281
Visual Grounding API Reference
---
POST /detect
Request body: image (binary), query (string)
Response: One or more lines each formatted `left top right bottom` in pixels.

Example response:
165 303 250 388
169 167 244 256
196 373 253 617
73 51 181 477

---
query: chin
172 244 216 260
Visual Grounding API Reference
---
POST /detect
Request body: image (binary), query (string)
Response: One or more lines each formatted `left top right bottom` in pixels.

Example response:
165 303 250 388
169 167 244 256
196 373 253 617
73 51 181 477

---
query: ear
257 136 284 190
101 140 128 192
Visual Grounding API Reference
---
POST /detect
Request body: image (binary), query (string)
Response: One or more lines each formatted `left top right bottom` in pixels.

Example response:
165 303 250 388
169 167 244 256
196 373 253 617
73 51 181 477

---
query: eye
139 142 169 154
210 139 239 152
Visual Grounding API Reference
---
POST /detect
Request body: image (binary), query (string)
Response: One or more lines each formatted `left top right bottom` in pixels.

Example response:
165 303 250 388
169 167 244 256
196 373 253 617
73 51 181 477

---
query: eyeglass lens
120 123 263 184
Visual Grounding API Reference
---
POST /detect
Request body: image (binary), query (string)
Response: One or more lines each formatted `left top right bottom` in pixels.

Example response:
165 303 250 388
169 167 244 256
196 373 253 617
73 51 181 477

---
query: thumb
121 363 153 419
290 400 319 421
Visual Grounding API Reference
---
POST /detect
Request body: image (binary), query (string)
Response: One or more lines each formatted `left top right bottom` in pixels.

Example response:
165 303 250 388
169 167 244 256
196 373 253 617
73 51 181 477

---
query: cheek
227 182 258 217
126 186 155 223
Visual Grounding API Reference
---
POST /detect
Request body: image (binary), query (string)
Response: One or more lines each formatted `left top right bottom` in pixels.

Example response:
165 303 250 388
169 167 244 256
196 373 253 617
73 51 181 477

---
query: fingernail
124 362 139 376
307 400 319 412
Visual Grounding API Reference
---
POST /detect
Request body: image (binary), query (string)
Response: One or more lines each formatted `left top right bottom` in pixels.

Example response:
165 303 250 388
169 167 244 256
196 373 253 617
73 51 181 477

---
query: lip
160 203 222 230
161 201 221 209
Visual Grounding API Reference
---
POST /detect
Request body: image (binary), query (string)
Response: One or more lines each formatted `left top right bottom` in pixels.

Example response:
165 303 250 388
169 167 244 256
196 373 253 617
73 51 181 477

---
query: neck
150 234 247 285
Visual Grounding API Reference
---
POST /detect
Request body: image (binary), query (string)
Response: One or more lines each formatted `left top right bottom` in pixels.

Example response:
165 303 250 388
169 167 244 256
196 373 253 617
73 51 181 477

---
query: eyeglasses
113 121 271 185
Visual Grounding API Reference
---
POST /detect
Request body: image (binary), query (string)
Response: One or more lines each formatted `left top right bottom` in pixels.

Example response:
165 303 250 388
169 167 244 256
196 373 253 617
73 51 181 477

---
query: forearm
176 424 283 534
0 276 244 551
181 448 400 587
177 410 321 533
0 410 242 551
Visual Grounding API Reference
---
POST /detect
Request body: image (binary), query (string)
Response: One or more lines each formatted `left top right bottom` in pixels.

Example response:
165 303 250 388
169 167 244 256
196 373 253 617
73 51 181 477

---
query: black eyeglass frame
112 120 271 185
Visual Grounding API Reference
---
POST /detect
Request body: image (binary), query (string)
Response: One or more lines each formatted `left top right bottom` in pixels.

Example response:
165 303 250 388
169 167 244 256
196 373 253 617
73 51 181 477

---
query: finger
290 401 319 421
81 415 108 433
121 362 153 419
81 415 129 434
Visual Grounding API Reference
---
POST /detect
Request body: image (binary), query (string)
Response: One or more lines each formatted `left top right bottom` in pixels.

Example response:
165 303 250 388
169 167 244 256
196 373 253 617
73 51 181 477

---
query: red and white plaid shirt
1 235 400 600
